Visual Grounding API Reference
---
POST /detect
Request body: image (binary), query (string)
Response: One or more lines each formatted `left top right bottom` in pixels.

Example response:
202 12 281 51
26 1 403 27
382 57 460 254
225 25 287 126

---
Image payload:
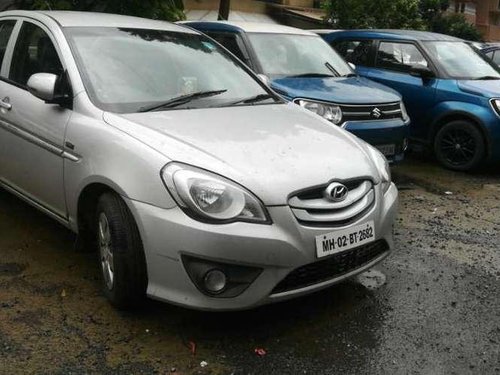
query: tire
95 192 147 309
434 120 485 171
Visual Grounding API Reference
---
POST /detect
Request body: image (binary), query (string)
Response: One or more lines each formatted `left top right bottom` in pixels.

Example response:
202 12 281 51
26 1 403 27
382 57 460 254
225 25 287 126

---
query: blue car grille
271 240 389 294
340 102 402 122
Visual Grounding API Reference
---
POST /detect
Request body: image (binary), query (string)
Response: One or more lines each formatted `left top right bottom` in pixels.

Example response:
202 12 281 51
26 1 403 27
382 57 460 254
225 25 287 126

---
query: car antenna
45 1 53 10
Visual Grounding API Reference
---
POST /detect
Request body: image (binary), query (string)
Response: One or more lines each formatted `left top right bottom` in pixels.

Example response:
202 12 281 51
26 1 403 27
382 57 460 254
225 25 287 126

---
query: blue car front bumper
343 118 410 163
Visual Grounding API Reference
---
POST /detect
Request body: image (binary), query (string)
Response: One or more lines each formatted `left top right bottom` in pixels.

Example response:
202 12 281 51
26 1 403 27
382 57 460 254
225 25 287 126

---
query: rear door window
376 41 428 73
332 39 373 66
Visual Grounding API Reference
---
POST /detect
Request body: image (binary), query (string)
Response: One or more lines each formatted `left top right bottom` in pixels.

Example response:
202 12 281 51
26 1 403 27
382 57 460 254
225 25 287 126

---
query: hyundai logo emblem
324 182 348 202
372 108 382 118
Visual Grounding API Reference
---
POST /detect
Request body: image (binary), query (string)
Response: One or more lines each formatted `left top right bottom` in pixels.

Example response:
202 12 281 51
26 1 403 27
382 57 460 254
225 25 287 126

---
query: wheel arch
429 110 491 157
75 181 123 251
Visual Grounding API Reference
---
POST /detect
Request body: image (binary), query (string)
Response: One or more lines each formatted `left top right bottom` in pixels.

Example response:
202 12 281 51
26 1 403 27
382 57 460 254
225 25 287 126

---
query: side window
493 51 500 66
0 20 16 71
376 42 428 73
205 32 250 65
333 39 372 66
9 22 63 86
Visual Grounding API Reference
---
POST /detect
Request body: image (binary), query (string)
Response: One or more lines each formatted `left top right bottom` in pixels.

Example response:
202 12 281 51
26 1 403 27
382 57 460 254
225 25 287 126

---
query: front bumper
343 118 410 163
126 183 398 311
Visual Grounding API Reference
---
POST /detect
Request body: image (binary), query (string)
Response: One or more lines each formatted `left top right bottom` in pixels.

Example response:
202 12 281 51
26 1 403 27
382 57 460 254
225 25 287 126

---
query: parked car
0 11 398 310
480 43 500 67
316 29 500 171
183 21 410 162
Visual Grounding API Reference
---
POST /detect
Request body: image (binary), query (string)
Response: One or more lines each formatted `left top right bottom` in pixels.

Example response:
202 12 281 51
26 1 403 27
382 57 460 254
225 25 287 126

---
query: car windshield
423 41 500 80
65 27 277 113
247 33 353 79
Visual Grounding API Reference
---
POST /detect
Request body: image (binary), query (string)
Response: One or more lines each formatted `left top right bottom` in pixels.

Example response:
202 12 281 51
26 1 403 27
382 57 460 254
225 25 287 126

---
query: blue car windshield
423 41 500 80
247 33 353 79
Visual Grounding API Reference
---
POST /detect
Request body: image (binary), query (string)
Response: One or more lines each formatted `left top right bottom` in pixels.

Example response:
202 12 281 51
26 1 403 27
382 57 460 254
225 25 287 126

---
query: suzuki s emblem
324 182 348 202
372 107 382 118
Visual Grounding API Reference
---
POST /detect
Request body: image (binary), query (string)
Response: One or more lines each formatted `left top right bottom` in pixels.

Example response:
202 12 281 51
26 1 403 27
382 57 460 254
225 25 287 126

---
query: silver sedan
0 11 398 310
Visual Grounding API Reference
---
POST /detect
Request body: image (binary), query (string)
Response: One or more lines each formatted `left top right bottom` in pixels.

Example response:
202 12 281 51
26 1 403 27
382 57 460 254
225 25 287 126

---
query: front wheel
434 120 485 171
96 192 147 309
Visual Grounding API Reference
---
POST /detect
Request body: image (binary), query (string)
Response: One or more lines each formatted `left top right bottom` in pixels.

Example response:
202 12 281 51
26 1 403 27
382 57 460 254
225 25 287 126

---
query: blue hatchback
183 22 410 162
317 29 500 171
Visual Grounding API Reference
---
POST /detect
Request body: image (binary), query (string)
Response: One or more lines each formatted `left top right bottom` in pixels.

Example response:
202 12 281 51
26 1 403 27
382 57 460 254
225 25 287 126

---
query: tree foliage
430 13 482 41
13 0 185 21
322 0 424 30
322 0 483 41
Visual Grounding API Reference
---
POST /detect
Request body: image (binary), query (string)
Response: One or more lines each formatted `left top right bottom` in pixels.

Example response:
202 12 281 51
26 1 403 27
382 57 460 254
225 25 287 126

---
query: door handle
0 97 11 110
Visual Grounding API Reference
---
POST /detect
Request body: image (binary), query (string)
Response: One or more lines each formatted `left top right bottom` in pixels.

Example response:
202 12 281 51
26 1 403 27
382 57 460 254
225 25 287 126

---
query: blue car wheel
434 120 485 171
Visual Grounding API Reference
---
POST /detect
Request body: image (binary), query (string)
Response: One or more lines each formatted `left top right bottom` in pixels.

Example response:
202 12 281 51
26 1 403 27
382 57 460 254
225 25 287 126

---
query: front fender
427 100 500 159
64 97 176 232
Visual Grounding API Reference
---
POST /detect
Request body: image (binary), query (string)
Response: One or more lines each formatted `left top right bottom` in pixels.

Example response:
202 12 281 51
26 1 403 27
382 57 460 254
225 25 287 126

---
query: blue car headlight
295 99 343 125
400 101 410 122
490 99 500 116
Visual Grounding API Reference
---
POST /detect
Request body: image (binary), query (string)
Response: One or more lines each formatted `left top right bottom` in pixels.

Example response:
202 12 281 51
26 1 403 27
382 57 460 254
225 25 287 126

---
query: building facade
447 0 500 41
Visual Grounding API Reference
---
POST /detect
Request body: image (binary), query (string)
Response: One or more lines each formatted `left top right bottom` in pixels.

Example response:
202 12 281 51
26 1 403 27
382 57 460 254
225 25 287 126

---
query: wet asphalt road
1 155 500 374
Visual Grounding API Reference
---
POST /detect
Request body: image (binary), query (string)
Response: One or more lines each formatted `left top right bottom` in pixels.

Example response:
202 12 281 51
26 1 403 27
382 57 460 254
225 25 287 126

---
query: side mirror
348 62 356 70
257 74 271 86
27 72 72 107
27 73 58 102
409 65 434 79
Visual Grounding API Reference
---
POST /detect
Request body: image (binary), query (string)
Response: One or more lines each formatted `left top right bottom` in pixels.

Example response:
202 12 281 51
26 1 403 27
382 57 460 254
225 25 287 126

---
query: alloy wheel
98 212 114 290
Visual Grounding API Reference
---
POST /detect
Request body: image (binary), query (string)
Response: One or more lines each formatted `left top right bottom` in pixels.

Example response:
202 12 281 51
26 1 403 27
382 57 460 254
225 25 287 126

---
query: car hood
103 104 378 205
457 79 500 97
270 76 401 104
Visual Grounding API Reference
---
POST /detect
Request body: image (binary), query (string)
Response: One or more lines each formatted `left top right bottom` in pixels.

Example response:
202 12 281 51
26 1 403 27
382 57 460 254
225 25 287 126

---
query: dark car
316 29 500 171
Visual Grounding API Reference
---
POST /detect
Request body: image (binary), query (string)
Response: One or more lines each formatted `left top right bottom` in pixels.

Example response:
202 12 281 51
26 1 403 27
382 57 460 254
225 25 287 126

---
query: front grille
340 102 402 122
271 240 389 294
289 179 375 227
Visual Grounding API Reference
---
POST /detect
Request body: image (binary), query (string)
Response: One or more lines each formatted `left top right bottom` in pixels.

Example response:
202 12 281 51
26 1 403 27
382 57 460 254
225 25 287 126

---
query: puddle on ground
0 263 26 276
356 269 386 290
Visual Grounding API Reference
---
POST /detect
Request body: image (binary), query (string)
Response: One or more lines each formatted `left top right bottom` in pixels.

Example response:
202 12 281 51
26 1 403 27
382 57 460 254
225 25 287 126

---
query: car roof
181 20 316 36
0 10 196 33
315 29 462 42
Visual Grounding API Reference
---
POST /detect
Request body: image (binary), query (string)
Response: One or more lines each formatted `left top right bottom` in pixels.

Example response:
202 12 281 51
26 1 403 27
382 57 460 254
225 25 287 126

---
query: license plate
376 144 396 156
315 221 376 258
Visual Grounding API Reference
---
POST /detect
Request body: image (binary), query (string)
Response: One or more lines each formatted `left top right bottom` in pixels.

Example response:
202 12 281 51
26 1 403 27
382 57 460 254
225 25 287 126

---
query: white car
0 11 398 310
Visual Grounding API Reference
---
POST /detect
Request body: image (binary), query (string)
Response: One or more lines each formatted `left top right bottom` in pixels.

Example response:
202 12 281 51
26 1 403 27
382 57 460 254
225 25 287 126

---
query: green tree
322 0 425 30
430 13 482 41
322 0 482 41
14 0 185 21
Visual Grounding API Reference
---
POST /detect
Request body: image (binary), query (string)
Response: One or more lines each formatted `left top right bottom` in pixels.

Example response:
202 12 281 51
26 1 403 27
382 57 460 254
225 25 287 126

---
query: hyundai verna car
0 11 398 310
317 29 500 171
183 21 410 162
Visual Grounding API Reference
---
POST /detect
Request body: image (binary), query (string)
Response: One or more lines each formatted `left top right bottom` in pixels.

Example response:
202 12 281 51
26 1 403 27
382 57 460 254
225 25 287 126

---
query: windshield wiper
286 73 336 78
226 93 275 106
473 76 500 80
325 62 340 77
342 73 358 77
139 89 227 112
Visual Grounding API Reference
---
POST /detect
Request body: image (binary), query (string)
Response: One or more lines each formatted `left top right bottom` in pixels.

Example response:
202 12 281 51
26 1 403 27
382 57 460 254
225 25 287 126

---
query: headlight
367 146 392 194
400 101 410 122
295 99 343 125
490 99 500 116
161 163 270 224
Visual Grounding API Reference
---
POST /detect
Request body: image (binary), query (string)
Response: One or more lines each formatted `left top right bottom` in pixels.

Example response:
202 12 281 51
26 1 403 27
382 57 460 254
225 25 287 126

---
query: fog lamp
204 269 227 294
